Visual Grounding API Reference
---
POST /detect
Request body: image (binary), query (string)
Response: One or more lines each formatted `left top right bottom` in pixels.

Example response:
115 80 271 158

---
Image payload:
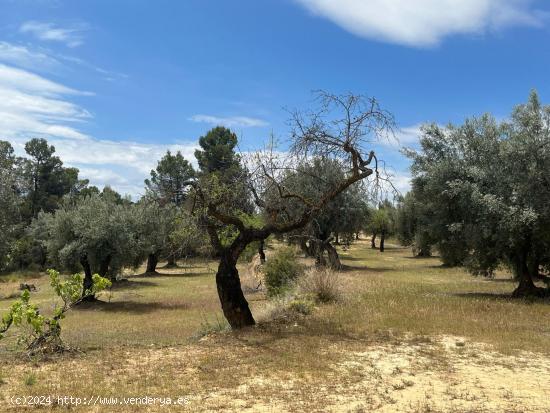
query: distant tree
32 194 139 299
145 151 195 206
276 157 368 269
22 138 87 220
367 200 396 252
134 199 177 274
186 92 395 328
0 141 22 271
406 91 550 297
395 192 432 257
194 126 254 215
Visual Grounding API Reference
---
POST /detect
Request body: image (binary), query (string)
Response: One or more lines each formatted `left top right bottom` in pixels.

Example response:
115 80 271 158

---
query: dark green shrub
264 247 303 297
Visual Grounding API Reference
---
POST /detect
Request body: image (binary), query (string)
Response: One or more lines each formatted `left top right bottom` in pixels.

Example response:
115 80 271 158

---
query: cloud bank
294 0 545 46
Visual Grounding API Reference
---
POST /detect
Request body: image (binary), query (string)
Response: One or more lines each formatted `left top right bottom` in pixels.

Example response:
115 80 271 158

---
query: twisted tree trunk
216 250 255 328
371 232 377 249
325 241 342 270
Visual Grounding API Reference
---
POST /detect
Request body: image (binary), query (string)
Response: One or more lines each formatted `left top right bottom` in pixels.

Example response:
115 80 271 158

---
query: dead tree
186 91 395 329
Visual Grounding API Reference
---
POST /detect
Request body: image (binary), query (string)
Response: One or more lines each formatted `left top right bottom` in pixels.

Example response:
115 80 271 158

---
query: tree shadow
131 271 212 279
108 280 158 290
453 292 549 303
73 299 191 314
403 255 440 260
340 264 393 273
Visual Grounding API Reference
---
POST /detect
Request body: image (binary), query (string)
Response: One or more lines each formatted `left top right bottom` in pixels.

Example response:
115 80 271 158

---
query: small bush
299 268 342 303
264 247 303 297
288 298 315 315
24 373 37 386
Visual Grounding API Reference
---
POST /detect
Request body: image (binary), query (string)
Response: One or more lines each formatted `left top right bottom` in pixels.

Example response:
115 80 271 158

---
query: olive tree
32 193 139 299
186 92 395 328
406 91 550 297
134 199 177 274
277 157 369 269
395 192 432 257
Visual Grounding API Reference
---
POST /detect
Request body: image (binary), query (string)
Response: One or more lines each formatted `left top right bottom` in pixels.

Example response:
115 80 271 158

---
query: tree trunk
300 238 315 258
356 232 360 240
380 231 385 253
325 242 342 270
165 253 178 268
258 240 266 264
80 255 95 301
371 232 377 249
334 233 339 244
99 255 111 279
512 249 544 297
216 252 255 329
146 252 159 274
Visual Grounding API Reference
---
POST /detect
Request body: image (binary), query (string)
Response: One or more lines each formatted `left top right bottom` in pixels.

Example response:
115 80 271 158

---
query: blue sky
1 0 549 196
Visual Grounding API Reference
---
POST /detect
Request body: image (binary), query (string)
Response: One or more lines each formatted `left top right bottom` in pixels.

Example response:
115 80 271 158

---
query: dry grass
0 241 548 412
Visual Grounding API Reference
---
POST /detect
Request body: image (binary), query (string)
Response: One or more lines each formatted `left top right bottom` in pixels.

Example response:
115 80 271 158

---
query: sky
1 0 549 197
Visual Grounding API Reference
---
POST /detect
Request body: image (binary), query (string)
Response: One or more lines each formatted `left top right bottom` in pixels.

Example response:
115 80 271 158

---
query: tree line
3 90 547 333
1 92 398 328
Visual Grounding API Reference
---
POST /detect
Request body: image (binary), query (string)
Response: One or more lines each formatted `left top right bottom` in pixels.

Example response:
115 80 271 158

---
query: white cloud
190 114 269 128
394 124 423 147
0 41 60 70
0 62 197 197
20 21 88 48
294 0 545 47
0 63 92 141
0 63 90 96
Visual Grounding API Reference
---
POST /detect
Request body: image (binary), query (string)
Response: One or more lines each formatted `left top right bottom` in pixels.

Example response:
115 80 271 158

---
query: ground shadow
340 264 394 273
108 279 158 290
453 292 549 303
73 299 191 314
131 271 212 279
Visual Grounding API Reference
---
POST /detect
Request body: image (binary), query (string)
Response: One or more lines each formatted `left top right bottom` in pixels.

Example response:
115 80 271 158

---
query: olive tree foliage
31 193 139 298
133 199 177 274
0 269 110 354
186 92 395 329
395 192 433 257
406 91 550 297
275 157 369 269
366 200 396 252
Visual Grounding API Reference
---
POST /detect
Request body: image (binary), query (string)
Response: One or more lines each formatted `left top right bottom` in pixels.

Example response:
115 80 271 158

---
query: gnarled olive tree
187 92 395 328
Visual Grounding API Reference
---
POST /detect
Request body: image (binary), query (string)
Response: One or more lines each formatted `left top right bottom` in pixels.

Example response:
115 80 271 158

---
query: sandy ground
3 333 548 412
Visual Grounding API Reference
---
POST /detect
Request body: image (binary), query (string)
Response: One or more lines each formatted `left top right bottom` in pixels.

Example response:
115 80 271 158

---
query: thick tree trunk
258 240 266 264
99 255 111 279
512 250 544 297
216 252 255 329
146 252 159 274
380 231 386 253
80 254 95 301
371 232 377 249
325 242 342 270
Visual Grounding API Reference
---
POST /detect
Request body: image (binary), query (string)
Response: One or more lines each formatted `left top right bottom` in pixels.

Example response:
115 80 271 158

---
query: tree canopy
406 91 550 296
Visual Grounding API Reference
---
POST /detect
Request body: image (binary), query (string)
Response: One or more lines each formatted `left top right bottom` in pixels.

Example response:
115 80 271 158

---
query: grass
0 241 548 412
